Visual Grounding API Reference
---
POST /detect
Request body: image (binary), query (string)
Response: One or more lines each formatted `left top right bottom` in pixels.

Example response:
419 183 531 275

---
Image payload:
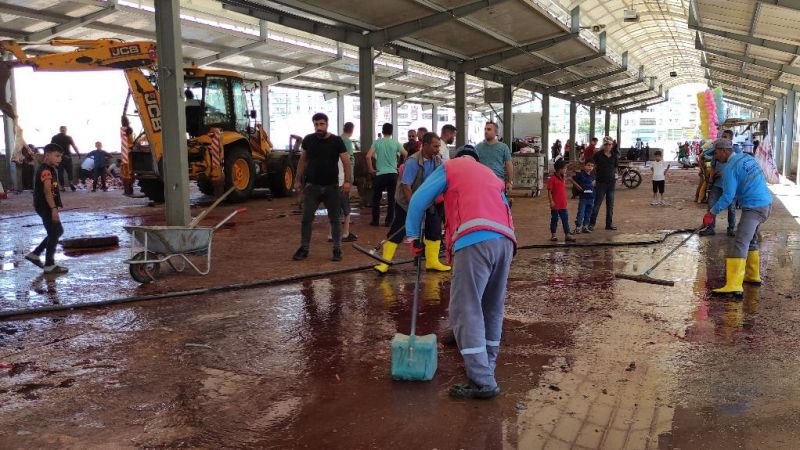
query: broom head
614 272 675 286
391 333 437 381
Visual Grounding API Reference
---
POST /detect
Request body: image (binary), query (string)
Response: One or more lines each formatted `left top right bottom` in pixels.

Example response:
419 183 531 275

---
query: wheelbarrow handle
214 208 246 230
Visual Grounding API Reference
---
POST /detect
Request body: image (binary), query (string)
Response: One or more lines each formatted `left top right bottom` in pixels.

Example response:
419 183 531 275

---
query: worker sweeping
702 138 772 296
373 132 450 273
406 148 516 399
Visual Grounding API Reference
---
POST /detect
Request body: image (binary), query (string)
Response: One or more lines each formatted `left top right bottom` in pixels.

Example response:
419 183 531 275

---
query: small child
546 159 576 242
26 144 68 274
571 160 595 234
650 150 670 205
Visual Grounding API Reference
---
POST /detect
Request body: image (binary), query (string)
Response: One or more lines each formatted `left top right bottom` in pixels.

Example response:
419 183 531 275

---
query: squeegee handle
645 227 705 275
409 218 425 338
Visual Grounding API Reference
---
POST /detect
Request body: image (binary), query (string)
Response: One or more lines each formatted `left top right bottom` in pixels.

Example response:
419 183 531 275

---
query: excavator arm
0 38 164 181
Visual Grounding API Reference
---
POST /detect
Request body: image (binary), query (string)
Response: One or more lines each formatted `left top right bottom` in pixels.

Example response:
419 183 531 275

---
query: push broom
615 226 705 286
351 226 406 266
391 220 437 381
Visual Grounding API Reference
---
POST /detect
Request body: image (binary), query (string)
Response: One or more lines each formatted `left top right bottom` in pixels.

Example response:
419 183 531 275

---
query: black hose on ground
0 229 696 321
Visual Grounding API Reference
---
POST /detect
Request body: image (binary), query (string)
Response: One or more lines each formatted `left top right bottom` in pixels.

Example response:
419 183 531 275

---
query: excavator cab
183 69 250 137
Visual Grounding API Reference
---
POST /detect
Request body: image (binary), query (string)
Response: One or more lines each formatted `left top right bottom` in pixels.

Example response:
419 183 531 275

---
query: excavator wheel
138 179 165 203
268 155 295 197
224 145 255 203
197 177 215 197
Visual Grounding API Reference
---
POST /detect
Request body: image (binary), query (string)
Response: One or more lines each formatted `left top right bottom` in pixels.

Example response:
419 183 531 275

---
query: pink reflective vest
442 157 517 263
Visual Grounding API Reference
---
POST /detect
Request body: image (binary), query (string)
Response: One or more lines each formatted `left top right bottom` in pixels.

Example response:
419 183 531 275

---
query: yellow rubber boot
711 258 745 296
744 250 762 285
424 240 451 272
373 241 398 274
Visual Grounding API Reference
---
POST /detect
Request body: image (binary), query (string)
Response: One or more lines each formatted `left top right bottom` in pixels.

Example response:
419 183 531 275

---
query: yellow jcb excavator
0 38 298 202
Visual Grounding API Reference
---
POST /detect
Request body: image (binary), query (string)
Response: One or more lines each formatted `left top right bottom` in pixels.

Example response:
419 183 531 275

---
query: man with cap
701 130 737 237
589 137 619 231
406 147 516 400
702 138 772 296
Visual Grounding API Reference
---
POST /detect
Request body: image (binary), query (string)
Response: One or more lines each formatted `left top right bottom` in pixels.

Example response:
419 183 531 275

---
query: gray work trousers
449 237 514 389
300 183 341 250
732 205 770 258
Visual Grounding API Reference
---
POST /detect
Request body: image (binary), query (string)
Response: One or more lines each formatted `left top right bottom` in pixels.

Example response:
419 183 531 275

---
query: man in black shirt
589 137 619 231
292 113 352 262
51 126 81 192
25 144 68 274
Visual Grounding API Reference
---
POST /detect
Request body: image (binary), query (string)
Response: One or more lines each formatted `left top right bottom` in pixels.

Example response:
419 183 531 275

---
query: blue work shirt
712 160 726 188
710 153 772 215
401 157 436 186
406 164 508 252
474 141 511 180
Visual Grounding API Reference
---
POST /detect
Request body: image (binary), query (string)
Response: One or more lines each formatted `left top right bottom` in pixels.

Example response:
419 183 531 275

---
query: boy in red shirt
547 159 576 242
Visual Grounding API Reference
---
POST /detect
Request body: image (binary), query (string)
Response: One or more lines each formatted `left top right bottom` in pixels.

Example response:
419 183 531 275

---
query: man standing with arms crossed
589 137 618 231
406 148 516 399
367 123 406 227
292 113 352 262
475 122 513 194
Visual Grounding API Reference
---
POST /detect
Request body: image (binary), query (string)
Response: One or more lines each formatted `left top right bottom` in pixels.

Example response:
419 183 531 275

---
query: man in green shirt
475 122 513 193
366 123 407 226
341 121 355 169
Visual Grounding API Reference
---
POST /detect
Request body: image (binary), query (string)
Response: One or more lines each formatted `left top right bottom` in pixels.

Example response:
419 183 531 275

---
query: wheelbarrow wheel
129 251 161 283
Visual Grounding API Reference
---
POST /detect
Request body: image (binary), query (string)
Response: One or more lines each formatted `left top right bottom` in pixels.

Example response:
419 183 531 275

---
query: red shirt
583 144 596 162
546 174 568 210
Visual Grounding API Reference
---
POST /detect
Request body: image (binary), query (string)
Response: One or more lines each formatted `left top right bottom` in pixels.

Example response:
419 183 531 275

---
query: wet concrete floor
2 170 800 448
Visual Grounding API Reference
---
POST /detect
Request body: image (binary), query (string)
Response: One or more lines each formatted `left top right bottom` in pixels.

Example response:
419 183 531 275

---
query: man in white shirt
439 124 456 161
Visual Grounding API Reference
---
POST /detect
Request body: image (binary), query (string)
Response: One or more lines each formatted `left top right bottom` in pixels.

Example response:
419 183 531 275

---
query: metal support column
589 105 596 140
782 90 796 178
336 93 345 134
432 104 439 133
569 100 577 159
768 105 775 145
2 52 16 190
391 99 398 133
616 111 622 148
154 0 190 226
455 71 467 148
604 109 611 137
260 83 270 136
359 46 375 152
503 83 513 142
774 96 784 164
541 93 550 166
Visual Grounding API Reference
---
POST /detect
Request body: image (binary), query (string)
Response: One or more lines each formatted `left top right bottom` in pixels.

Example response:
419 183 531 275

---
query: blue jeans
575 198 594 228
707 186 736 230
550 209 570 234
590 182 615 228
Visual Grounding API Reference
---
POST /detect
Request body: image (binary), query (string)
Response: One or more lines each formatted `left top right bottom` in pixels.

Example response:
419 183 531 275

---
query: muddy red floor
1 167 800 449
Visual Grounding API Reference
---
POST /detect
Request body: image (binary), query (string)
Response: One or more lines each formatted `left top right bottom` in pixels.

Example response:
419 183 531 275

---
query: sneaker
448 381 501 400
727 227 736 237
650 199 658 205
582 226 591 234
587 225 594 232
570 228 580 235
342 233 358 242
292 247 309 261
43 264 68 274
605 225 618 231
25 252 43 268
332 248 342 262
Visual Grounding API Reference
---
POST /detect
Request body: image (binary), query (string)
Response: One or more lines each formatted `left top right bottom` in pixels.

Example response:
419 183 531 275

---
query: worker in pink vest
406 148 516 399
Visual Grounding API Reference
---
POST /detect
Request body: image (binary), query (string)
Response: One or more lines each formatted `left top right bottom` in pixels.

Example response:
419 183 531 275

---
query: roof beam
195 20 270 66
695 34 800 78
507 34 606 85
364 0 510 47
702 63 799 91
760 0 800 11
724 98 765 112
25 3 119 43
459 32 578 72
619 99 668 114
573 68 645 102
708 78 780 99
380 80 455 106
689 0 800 57
712 88 771 106
546 52 628 94
264 54 344 86
323 61 412 101
722 94 769 109
591 87 654 108
613 92 662 111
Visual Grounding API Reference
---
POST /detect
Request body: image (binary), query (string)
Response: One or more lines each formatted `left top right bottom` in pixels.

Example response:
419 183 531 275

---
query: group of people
292 113 515 399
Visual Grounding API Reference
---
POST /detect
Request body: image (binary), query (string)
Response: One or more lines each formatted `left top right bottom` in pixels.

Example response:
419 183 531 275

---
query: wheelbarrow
123 208 245 283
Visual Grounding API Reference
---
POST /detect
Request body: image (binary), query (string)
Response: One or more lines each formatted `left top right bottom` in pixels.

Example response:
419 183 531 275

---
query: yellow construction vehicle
0 38 297 202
